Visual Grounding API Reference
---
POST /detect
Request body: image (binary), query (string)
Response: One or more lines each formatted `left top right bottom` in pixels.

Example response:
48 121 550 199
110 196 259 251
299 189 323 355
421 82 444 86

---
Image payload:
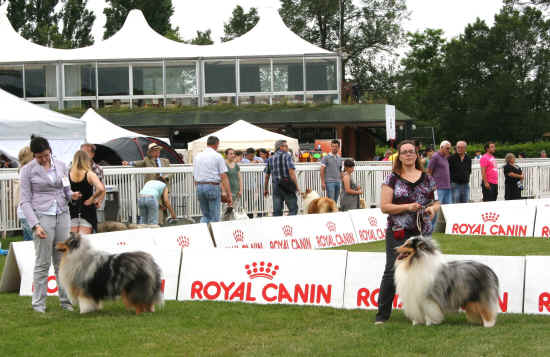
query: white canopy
0 6 333 63
80 108 169 145
0 88 86 163
187 120 299 160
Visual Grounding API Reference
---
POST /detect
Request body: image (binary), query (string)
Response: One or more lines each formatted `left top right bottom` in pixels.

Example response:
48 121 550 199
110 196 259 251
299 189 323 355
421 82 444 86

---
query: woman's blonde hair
505 153 515 164
17 146 33 172
71 150 91 172
392 140 423 175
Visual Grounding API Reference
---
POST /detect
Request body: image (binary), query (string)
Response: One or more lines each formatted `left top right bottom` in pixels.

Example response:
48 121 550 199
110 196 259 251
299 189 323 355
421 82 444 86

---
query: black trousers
375 228 408 322
482 183 498 201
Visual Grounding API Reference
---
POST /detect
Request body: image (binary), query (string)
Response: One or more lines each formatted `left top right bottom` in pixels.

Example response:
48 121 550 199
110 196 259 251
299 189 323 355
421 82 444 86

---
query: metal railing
2 160 550 234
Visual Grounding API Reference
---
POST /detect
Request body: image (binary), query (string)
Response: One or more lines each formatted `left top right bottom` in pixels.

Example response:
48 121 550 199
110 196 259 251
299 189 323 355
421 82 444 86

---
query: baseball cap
148 143 162 151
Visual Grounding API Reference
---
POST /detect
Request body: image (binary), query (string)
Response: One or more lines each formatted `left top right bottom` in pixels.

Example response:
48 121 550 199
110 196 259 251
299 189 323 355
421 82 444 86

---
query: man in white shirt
193 136 232 223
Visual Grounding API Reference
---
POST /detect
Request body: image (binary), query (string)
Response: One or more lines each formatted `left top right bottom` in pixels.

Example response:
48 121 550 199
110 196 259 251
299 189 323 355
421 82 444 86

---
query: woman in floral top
375 140 440 325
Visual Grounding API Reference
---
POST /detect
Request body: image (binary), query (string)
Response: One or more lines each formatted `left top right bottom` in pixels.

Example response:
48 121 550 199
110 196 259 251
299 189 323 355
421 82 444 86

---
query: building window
273 58 303 92
0 65 24 97
64 100 97 110
204 60 236 94
98 63 129 96
64 63 96 97
239 95 270 105
24 64 57 98
305 93 339 104
132 62 163 95
239 59 271 93
306 58 337 91
166 61 197 95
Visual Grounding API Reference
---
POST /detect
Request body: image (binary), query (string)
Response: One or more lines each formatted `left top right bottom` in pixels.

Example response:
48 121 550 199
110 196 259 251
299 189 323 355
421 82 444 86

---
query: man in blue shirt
264 140 300 216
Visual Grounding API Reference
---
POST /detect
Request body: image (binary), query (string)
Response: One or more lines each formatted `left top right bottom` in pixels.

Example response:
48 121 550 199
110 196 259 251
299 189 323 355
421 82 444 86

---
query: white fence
2 160 550 234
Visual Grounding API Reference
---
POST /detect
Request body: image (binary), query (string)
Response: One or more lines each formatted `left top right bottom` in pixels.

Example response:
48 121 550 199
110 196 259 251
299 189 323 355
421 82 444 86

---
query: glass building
0 8 341 111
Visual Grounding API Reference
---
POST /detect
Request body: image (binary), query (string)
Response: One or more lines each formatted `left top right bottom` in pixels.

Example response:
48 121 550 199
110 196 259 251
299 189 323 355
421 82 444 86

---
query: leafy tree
190 29 213 45
103 0 176 40
221 5 259 42
279 0 408 94
6 0 26 32
59 0 95 48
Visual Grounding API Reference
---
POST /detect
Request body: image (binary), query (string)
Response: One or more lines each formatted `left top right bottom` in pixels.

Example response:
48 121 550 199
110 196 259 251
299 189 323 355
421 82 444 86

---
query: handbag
276 153 296 194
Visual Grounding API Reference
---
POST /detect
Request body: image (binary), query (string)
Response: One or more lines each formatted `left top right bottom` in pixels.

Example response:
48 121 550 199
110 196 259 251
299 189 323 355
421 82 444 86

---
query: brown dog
301 189 338 214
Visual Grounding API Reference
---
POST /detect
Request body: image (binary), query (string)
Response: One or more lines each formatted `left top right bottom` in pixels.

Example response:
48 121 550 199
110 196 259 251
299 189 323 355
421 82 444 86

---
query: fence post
130 174 138 224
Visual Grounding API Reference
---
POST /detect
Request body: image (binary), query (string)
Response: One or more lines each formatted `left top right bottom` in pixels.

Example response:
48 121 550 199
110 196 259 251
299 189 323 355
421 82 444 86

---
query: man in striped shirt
264 140 299 216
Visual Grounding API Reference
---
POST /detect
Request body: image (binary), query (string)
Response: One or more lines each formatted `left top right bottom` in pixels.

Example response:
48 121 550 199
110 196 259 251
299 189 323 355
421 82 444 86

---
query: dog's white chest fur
395 252 446 325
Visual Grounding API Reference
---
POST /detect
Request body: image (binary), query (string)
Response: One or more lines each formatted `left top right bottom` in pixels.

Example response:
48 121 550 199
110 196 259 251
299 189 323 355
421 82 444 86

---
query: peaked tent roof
80 108 169 144
0 6 334 64
187 120 299 158
0 88 85 140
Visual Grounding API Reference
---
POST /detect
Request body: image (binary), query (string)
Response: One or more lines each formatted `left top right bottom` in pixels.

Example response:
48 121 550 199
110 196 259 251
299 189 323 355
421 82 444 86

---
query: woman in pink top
480 142 498 201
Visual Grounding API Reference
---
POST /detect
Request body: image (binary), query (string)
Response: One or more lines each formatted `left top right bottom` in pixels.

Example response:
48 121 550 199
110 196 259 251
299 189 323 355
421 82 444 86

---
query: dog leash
416 201 435 235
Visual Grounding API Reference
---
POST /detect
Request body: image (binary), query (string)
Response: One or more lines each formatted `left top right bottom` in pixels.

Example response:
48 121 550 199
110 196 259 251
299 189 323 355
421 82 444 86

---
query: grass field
1 234 550 356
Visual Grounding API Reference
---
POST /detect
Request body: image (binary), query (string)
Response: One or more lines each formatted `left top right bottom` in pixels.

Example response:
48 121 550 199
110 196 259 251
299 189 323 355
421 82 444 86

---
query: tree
103 0 176 40
190 29 213 45
59 0 95 48
279 0 408 94
6 0 95 48
221 5 259 42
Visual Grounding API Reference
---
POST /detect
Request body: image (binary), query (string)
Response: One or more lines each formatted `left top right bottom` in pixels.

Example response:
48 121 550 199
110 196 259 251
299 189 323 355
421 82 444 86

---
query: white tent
0 6 332 63
80 108 169 144
187 120 299 160
0 88 86 163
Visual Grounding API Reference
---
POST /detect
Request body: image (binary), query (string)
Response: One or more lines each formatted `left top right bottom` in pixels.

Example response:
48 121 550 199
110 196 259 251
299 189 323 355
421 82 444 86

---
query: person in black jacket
448 141 472 203
503 153 524 200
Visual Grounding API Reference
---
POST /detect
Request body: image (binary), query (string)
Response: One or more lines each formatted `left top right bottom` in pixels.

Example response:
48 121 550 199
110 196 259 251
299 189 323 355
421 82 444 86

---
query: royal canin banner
343 252 402 310
210 212 358 250
524 256 550 314
343 252 524 313
533 203 550 238
348 208 388 243
442 201 536 237
152 223 214 250
0 230 184 300
178 248 348 308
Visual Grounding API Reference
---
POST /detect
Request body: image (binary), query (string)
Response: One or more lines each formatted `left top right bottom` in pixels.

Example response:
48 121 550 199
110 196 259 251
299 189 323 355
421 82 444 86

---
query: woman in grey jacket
20 136 81 313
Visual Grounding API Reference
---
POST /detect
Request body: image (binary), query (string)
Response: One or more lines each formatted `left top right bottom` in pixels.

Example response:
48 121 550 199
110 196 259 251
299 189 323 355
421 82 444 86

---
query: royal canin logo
368 216 378 227
326 221 336 232
116 241 127 246
177 235 190 248
282 225 293 237
481 212 500 223
233 229 244 242
245 261 279 280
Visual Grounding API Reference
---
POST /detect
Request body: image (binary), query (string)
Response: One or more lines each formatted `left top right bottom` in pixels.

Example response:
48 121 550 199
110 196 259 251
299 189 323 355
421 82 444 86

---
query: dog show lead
20 136 82 313
374 140 440 325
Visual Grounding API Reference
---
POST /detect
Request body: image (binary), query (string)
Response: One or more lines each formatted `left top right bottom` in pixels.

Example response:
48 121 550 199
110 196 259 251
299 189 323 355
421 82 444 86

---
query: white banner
348 208 388 243
0 230 182 300
533 203 550 238
178 248 348 308
343 252 402 310
385 104 396 141
152 223 214 250
524 256 550 314
442 201 536 237
210 212 358 250
343 252 524 313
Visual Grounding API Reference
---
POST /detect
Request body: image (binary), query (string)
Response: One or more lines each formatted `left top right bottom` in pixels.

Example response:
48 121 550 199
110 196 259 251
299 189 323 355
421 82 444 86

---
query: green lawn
1 234 550 356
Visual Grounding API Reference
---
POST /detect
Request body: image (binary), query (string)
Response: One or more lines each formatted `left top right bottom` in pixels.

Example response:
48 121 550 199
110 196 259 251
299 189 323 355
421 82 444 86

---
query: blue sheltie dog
56 233 164 314
394 236 499 327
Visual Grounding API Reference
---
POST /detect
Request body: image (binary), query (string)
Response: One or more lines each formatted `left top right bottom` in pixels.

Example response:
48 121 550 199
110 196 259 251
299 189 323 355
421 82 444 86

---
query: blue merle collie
394 236 499 327
56 233 163 314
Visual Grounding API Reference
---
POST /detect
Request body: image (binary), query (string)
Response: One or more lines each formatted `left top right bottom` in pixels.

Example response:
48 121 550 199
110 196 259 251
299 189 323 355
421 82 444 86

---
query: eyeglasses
400 150 417 155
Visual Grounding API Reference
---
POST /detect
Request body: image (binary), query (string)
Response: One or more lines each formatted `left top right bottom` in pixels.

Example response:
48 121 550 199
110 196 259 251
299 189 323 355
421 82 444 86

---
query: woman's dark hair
30 136 51 154
344 159 355 168
392 140 423 175
224 148 234 155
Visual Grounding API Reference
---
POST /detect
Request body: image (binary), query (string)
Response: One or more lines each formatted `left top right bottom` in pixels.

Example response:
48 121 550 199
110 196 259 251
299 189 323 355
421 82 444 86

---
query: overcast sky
88 0 505 43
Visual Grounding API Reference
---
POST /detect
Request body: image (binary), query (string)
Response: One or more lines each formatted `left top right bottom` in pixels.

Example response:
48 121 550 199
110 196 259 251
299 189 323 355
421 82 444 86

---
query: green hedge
375 142 550 159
